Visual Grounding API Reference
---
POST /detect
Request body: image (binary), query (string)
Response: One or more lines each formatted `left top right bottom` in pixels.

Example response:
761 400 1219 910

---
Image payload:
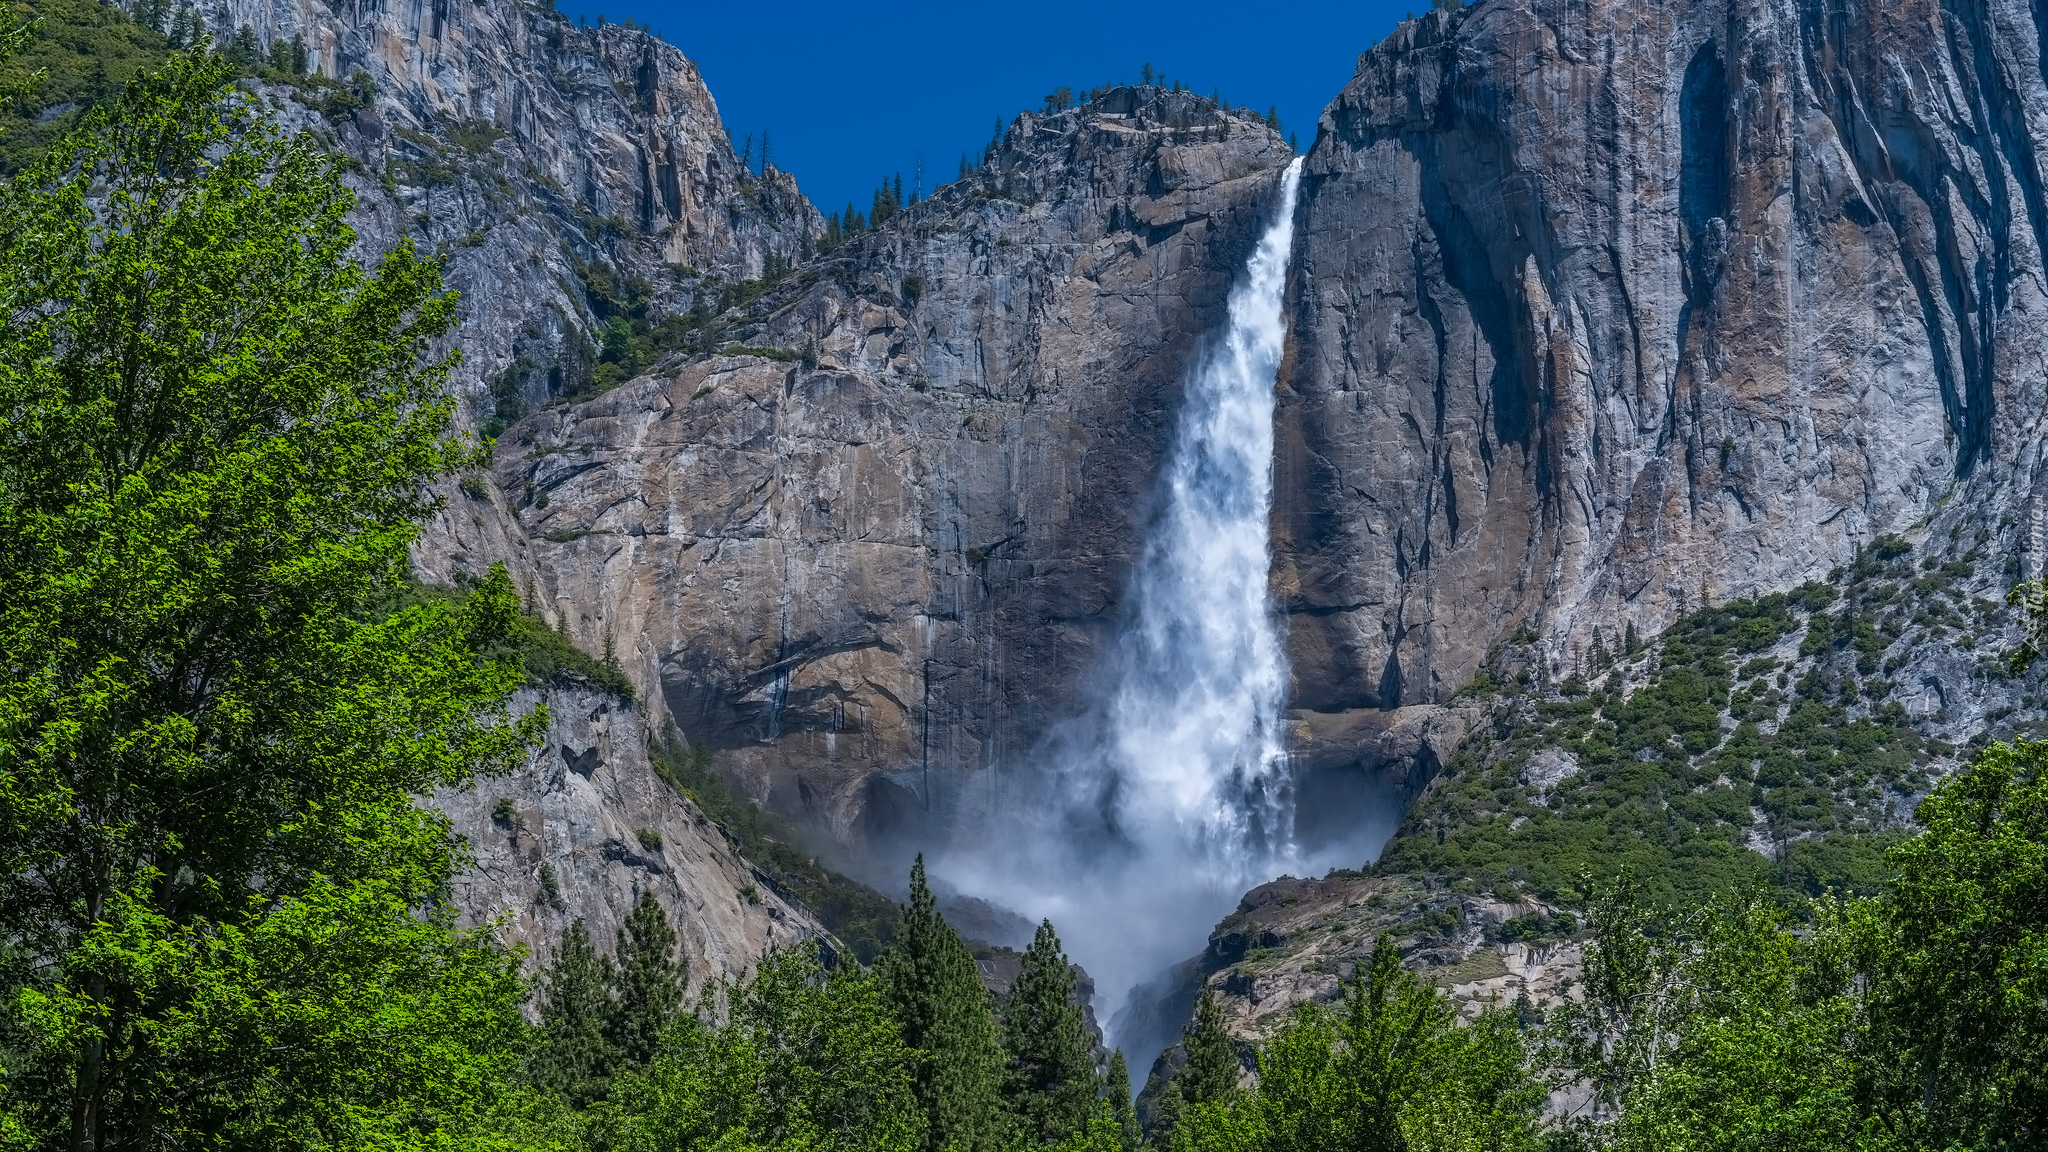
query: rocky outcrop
127 0 819 593
1279 0 2048 712
433 685 822 981
110 0 830 973
494 91 1298 847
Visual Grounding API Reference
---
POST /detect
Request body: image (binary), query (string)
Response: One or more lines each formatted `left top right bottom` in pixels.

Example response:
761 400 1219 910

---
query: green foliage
1003 921 1102 1145
649 736 901 963
532 919 623 1108
1857 736 2048 1145
874 857 1010 1152
1546 743 2048 1150
397 576 636 699
589 945 926 1152
1543 878 1863 1150
1103 1049 1141 1152
611 893 687 1069
0 49 540 1145
1381 559 1958 908
1152 988 1239 1148
1177 989 1240 1107
1173 935 1542 1152
0 0 172 173
569 258 733 398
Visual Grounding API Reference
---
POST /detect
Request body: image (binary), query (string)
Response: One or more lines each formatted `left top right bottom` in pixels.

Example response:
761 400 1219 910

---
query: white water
939 158 1307 1038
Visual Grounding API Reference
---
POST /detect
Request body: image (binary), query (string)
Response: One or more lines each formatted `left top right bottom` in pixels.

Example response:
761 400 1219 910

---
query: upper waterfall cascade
941 157 1307 1035
1101 154 1305 880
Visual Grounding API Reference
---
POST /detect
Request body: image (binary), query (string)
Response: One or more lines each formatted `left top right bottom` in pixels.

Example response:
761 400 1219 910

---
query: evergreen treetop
1178 988 1240 1106
1002 919 1100 1144
533 918 623 1107
876 855 1010 1152
612 891 689 1067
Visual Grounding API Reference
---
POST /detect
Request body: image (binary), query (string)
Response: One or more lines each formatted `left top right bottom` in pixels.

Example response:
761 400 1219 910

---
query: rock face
487 0 2048 874
119 0 823 972
124 0 2048 1020
1278 0 2048 714
133 0 819 593
433 685 822 981
495 91 1298 846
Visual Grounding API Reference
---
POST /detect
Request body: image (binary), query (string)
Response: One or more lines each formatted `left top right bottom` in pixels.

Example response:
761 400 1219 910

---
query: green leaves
0 46 538 1146
1859 737 2048 1145
1171 935 1543 1152
591 945 926 1152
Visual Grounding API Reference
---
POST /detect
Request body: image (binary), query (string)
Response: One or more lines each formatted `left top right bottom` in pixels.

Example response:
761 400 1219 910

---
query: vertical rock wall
1279 0 2048 712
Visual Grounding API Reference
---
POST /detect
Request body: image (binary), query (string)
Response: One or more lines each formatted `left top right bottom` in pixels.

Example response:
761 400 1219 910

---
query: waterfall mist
936 158 1307 1063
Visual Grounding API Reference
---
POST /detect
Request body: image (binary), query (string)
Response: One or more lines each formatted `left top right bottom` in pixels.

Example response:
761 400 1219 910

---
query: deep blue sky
560 1 1418 218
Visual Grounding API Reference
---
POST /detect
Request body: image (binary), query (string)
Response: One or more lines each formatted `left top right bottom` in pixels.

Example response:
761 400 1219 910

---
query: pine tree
1002 920 1100 1143
1177 988 1238 1105
225 25 260 71
876 856 1009 1152
1104 1049 1141 1151
611 891 688 1066
1150 988 1237 1148
535 920 623 1107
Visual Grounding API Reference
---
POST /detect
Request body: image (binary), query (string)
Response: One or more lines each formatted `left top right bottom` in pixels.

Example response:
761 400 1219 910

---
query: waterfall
1096 156 1303 888
941 157 1305 1043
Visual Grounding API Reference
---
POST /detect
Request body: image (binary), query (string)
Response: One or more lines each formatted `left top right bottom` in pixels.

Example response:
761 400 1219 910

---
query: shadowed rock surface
433 686 823 981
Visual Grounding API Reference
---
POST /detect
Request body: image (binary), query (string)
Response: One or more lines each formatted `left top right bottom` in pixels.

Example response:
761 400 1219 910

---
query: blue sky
560 1 1419 218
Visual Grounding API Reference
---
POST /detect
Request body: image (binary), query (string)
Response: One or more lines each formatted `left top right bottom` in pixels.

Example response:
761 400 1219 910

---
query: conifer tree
1002 920 1101 1143
534 919 624 1106
1149 988 1237 1147
612 891 689 1066
225 24 259 70
1177 988 1239 1105
1105 1049 1141 1151
876 856 1010 1152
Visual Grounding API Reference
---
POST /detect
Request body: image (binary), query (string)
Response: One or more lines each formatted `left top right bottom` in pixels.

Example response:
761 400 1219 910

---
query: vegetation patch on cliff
1377 536 2024 909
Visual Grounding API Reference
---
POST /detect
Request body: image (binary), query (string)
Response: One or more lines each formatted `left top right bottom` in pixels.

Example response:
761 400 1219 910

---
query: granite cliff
98 0 827 972
492 0 2048 886
102 0 2048 1043
1279 0 2048 715
494 89 1299 853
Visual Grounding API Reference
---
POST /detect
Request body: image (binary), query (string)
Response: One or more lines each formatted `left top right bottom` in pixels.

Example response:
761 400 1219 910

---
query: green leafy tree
1546 885 1863 1152
1175 935 1542 1152
1855 737 2048 1146
612 892 688 1068
592 944 924 1152
1003 920 1100 1144
533 919 623 1107
875 856 1009 1152
0 49 540 1147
